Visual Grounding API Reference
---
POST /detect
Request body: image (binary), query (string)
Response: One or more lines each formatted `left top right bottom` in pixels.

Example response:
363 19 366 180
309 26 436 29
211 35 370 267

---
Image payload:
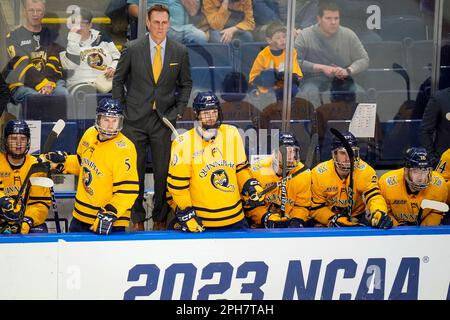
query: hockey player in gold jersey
380 147 448 226
310 131 392 229
247 132 311 228
167 91 264 232
436 148 450 203
436 148 450 224
0 120 51 234
45 98 139 234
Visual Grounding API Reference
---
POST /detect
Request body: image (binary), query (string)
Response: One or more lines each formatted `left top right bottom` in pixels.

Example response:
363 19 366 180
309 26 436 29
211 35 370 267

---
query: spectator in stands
0 74 10 117
246 132 311 229
294 1 369 107
199 0 255 44
249 22 303 102
0 120 50 234
113 4 192 231
379 147 448 226
60 8 121 96
279 0 382 41
419 87 450 167
4 0 67 105
44 98 139 234
310 131 392 229
127 0 207 44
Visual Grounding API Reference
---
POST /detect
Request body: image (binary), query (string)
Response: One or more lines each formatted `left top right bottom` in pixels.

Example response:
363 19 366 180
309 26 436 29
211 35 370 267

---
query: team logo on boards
210 169 235 193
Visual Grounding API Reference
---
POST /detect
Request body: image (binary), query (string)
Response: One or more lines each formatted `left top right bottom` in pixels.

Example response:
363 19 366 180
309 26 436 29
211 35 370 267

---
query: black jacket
419 87 450 165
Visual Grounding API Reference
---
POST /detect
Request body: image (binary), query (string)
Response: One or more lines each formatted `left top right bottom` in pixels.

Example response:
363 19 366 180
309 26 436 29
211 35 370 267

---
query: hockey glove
20 216 34 234
0 196 21 223
328 212 361 227
262 212 290 228
288 218 305 228
175 207 205 232
45 151 68 173
366 210 393 229
91 209 118 235
242 179 265 210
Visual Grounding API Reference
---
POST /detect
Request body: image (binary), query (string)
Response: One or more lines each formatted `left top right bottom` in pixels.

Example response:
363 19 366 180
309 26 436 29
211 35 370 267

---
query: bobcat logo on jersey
30 50 47 71
210 169 235 193
82 167 94 196
80 48 108 71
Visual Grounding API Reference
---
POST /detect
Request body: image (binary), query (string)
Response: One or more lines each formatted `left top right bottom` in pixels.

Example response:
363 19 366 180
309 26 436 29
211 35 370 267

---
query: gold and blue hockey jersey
0 153 51 229
379 168 448 226
247 156 311 224
167 124 253 227
436 148 450 203
5 26 63 92
310 159 387 226
64 127 139 227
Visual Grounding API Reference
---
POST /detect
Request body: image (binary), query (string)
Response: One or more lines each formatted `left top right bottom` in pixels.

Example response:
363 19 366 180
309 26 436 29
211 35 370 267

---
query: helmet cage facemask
272 145 300 174
5 134 30 159
332 146 360 173
95 112 124 138
194 105 223 130
405 167 432 192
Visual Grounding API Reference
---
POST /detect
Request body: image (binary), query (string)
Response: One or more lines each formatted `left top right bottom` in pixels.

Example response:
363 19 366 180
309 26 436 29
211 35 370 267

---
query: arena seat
187 43 232 67
378 119 422 167
238 42 267 81
269 119 313 162
22 94 72 121
190 66 233 93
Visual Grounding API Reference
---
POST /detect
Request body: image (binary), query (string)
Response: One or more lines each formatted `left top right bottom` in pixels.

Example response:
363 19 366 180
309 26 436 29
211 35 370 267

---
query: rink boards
0 226 449 300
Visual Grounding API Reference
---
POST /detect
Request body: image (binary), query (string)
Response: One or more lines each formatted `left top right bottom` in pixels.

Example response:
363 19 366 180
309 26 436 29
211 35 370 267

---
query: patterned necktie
153 44 162 83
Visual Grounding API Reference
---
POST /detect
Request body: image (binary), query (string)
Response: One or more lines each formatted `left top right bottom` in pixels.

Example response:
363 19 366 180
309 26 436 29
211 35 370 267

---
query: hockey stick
256 133 319 198
417 199 450 225
330 128 354 217
12 161 51 209
42 119 66 233
280 145 288 217
4 176 54 234
155 109 179 138
42 119 65 154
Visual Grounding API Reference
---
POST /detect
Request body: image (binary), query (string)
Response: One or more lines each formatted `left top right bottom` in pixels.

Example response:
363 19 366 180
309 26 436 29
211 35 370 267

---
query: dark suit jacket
419 87 450 164
112 36 192 127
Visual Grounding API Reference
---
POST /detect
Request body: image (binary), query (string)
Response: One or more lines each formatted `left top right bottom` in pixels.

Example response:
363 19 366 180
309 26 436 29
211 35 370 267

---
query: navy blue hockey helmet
331 131 359 173
404 147 432 191
95 98 124 138
404 147 431 169
192 91 222 129
273 132 300 173
331 131 358 150
279 132 300 148
193 91 220 112
4 120 31 158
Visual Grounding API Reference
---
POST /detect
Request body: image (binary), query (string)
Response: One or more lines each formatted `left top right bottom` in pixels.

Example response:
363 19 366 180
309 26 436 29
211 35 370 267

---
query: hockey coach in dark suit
113 4 192 231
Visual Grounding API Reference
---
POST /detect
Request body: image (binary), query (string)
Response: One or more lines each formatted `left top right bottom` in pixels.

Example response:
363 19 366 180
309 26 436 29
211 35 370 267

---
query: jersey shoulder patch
385 175 398 186
316 163 328 174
